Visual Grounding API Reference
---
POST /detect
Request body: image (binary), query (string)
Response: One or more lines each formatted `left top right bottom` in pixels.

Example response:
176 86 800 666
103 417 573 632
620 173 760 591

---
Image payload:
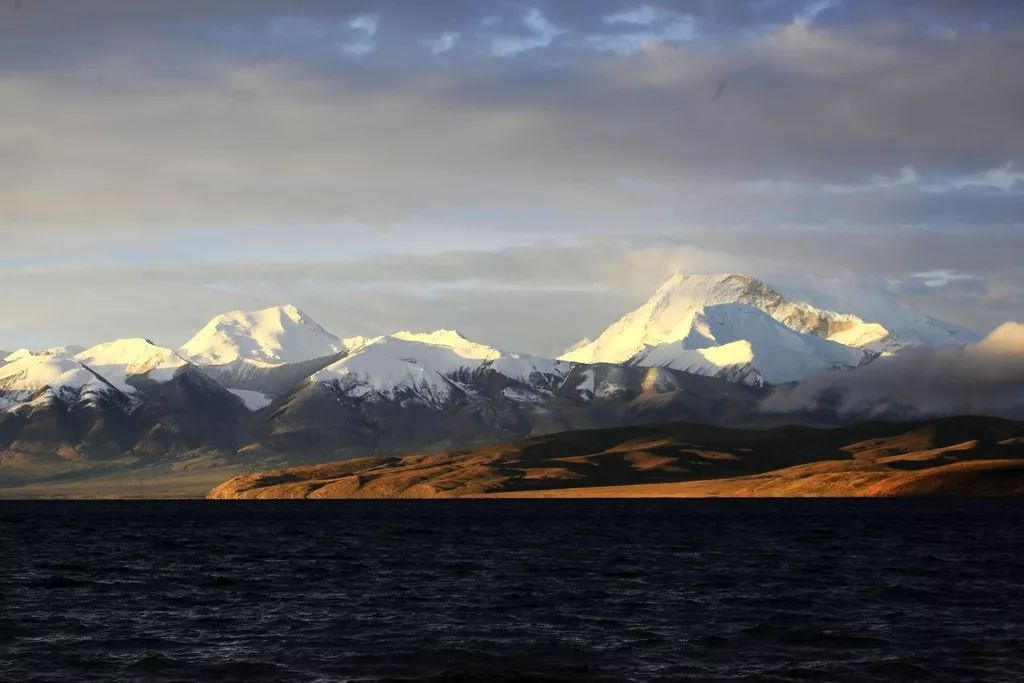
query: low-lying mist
762 322 1024 420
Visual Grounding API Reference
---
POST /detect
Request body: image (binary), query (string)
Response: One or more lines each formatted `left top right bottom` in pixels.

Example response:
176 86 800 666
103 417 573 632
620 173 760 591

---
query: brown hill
208 416 1024 499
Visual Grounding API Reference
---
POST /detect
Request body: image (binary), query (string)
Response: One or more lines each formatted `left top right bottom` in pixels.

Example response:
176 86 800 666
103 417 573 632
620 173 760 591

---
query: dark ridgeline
2 499 1023 682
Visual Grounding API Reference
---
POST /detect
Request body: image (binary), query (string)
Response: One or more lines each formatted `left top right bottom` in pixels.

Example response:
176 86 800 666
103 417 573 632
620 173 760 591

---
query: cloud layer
763 322 1024 419
0 1 1022 349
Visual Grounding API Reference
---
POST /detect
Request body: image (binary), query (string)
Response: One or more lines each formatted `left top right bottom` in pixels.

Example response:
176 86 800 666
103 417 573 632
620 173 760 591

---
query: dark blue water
2 500 1023 682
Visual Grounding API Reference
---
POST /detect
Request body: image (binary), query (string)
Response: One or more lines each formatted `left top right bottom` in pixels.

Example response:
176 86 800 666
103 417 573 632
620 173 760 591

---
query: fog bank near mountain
762 323 1024 419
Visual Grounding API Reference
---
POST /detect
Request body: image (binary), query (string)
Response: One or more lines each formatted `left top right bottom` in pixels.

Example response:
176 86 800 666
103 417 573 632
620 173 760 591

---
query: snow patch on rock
228 388 274 411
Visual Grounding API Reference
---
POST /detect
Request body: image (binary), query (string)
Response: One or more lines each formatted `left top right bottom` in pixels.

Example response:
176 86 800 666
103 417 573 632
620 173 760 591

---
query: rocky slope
209 416 1024 499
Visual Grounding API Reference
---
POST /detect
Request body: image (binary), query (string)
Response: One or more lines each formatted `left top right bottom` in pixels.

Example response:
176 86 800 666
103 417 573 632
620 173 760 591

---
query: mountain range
0 272 1002 497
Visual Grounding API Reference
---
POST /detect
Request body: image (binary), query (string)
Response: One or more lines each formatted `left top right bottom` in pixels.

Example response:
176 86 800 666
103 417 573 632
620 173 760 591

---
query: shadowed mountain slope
209 415 1024 499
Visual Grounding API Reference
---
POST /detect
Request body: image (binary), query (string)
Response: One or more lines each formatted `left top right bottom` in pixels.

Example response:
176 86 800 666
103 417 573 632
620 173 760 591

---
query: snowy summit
560 273 881 384
179 304 352 366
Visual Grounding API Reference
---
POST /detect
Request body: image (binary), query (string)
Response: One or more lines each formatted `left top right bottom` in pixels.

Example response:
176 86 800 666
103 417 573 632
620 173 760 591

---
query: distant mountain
861 304 979 349
0 352 118 410
179 304 363 366
3 345 85 362
251 330 769 462
176 305 369 408
560 274 870 383
560 273 976 382
0 276 1005 498
0 339 249 464
312 330 571 408
74 338 188 394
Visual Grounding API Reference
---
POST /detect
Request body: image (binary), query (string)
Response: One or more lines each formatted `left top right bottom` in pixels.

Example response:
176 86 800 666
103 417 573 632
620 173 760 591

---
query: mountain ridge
1 272 1007 498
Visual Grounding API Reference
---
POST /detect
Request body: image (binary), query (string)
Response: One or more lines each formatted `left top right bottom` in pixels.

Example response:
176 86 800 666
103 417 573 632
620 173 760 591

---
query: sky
1 0 1022 356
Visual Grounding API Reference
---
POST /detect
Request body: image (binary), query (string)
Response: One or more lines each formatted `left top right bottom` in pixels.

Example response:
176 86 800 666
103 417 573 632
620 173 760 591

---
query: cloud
0 237 799 354
3 20 1023 238
796 1 840 23
1 0 1023 347
603 5 665 26
908 270 984 289
423 31 459 55
762 322 1024 419
939 164 1024 192
490 8 564 56
587 13 697 54
1 235 1021 359
349 14 379 35
269 14 379 56
344 14 379 55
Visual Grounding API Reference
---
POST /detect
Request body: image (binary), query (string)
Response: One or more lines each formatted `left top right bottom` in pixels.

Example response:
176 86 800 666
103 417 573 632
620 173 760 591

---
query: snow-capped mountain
0 282 1007 496
560 274 871 384
634 303 864 385
558 272 984 384
313 329 571 408
259 333 768 461
179 304 361 366
784 278 984 351
3 345 86 363
0 336 251 465
0 353 117 409
74 338 188 394
865 306 978 349
0 337 236 413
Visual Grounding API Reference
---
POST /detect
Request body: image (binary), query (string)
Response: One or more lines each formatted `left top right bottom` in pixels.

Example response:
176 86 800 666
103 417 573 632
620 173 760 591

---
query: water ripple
1 499 1023 682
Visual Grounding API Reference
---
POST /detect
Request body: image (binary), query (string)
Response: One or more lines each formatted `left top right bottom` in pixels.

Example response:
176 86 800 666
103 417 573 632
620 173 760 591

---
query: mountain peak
75 338 184 364
559 272 874 383
3 345 85 362
74 338 188 393
275 304 306 322
313 330 568 409
650 272 791 311
562 271 871 365
179 305 348 366
390 329 500 360
3 349 33 363
0 352 114 408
